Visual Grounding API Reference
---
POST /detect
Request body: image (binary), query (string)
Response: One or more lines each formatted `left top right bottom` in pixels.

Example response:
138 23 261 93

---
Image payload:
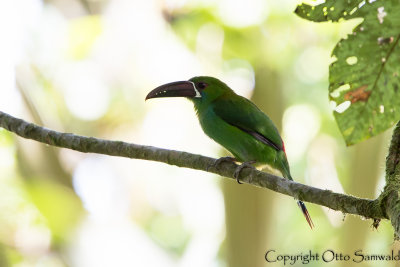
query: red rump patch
281 139 286 152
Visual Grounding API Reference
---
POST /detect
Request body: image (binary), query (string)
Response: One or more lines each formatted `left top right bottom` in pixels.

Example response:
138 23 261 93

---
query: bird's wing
212 95 284 151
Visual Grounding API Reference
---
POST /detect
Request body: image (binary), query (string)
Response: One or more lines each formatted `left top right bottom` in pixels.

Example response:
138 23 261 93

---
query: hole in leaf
330 91 340 98
330 55 338 64
329 101 337 109
349 7 357 15
330 84 350 98
346 56 358 65
334 101 351 113
377 7 387 24
379 105 384 113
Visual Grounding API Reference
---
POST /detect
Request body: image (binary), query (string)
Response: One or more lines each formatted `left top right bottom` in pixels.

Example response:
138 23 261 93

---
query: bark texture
1 111 399 235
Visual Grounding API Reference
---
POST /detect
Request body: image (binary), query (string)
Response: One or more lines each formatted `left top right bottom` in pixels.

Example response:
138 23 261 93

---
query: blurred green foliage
143 211 191 257
26 179 84 244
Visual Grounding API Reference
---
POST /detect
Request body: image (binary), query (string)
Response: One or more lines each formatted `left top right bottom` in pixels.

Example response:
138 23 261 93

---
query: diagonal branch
0 110 388 220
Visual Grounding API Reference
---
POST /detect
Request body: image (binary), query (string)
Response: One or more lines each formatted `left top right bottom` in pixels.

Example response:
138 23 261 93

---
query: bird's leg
234 160 256 184
207 156 237 171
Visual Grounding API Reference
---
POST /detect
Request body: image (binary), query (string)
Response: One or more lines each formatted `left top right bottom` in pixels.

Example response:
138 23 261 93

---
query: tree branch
379 121 400 238
0 111 390 221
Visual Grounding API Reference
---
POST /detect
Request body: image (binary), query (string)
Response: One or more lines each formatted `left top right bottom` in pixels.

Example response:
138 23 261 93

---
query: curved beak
145 81 200 100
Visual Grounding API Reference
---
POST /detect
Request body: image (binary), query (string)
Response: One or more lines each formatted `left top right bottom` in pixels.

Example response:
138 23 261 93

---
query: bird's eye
196 82 208 90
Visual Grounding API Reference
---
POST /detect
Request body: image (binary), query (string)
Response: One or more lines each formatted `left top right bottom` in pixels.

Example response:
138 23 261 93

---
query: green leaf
295 0 362 22
296 0 400 145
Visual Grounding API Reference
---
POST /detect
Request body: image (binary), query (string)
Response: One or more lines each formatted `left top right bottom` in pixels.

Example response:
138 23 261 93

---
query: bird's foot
207 156 237 172
234 160 256 184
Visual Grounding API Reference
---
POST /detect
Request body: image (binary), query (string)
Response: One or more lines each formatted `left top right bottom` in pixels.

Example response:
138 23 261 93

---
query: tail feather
279 153 314 229
297 200 314 229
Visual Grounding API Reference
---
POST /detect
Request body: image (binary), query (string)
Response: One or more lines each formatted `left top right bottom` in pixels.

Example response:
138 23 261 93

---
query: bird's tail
297 200 314 229
279 153 314 229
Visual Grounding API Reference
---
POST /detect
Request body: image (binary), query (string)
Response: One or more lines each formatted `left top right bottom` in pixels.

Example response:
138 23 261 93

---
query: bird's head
145 76 233 103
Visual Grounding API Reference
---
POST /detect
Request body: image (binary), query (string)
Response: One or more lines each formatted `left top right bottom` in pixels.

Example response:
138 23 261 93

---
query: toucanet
145 76 314 229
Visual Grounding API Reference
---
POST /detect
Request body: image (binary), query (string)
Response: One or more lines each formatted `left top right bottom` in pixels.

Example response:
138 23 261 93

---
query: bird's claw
233 161 256 184
207 156 237 172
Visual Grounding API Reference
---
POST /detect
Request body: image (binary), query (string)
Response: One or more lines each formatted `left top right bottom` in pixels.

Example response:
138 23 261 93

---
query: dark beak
145 81 199 100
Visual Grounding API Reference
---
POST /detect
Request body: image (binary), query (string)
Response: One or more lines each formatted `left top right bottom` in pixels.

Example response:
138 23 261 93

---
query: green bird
145 76 314 229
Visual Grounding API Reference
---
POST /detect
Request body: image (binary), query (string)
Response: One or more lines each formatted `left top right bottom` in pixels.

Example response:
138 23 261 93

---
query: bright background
0 0 397 266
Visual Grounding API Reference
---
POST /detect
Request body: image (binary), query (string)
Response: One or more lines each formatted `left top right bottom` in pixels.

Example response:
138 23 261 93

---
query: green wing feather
211 94 284 151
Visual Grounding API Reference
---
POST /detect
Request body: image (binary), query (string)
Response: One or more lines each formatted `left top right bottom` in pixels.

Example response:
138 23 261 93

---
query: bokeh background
0 0 398 266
